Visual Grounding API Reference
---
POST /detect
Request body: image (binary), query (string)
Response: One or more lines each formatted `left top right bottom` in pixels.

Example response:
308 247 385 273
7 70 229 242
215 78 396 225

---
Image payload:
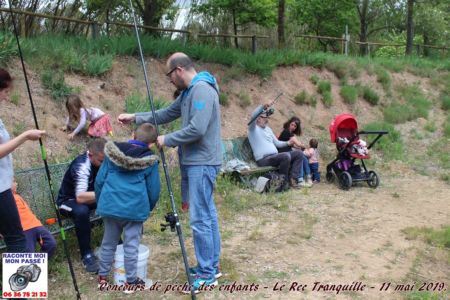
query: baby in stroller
326 113 388 190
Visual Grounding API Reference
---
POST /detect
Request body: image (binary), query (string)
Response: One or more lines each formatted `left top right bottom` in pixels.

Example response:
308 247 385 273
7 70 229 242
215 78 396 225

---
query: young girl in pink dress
64 95 113 139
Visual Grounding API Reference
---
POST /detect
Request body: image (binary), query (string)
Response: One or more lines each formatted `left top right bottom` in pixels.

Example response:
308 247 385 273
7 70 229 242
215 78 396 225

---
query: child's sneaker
189 266 222 279
82 253 99 273
123 277 148 294
305 175 313 187
97 275 108 289
183 277 218 294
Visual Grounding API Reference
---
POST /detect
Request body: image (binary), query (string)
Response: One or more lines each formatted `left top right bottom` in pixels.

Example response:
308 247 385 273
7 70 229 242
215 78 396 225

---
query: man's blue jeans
186 165 221 279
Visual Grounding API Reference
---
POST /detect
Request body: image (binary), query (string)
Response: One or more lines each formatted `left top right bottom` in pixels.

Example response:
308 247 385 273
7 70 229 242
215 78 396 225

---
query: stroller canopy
329 113 358 142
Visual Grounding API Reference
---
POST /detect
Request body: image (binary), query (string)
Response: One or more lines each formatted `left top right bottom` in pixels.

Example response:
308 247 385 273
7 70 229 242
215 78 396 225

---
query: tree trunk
25 0 39 37
142 0 158 34
358 0 369 56
423 32 430 57
51 0 62 31
277 0 285 48
405 0 414 55
232 9 238 48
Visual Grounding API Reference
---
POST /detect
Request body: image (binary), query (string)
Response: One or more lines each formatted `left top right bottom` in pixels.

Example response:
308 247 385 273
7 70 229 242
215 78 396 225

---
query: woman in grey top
0 68 46 252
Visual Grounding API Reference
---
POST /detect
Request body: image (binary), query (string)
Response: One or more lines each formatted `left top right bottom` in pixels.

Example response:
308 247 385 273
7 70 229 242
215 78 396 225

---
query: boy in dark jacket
95 123 160 292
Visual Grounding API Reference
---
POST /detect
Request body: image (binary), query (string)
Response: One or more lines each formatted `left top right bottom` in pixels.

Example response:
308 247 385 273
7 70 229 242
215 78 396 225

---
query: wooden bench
0 162 101 249
221 137 276 186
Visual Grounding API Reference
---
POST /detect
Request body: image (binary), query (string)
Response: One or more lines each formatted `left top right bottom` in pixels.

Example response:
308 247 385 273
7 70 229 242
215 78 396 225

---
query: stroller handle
358 130 388 135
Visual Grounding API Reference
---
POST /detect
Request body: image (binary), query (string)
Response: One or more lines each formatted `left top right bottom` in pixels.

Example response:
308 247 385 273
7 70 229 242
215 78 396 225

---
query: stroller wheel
339 171 352 190
367 171 379 188
326 172 335 183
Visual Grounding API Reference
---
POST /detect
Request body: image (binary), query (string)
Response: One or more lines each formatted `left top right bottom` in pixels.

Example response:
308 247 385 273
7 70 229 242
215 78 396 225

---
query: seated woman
278 117 313 187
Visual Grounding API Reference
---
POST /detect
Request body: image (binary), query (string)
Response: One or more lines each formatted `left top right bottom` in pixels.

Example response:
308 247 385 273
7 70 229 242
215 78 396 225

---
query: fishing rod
7 2 81 299
126 0 195 299
247 92 283 126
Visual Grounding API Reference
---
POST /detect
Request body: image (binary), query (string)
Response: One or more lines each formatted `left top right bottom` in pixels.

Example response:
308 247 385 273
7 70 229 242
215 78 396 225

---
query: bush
325 60 348 79
383 103 412 124
0 33 17 62
84 54 113 76
363 122 404 160
340 85 358 104
310 74 320 85
317 80 331 94
294 90 316 106
219 92 229 106
238 92 251 108
41 69 73 101
322 91 333 108
441 94 450 111
374 66 391 91
362 86 379 105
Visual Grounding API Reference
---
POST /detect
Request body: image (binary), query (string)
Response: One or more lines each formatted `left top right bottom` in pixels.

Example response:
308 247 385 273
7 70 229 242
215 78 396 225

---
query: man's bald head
167 52 194 71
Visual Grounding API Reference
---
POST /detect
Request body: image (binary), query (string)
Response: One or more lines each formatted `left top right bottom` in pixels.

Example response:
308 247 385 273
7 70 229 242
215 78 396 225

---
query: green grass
238 91 251 108
424 121 436 132
322 91 333 108
0 33 17 62
41 69 73 101
294 90 316 106
361 86 379 105
219 92 229 106
363 122 404 160
310 74 320 85
441 94 450 111
12 122 26 137
402 225 450 248
10 91 20 106
374 66 391 91
445 115 450 138
317 80 331 94
406 291 445 300
340 85 358 104
384 84 431 124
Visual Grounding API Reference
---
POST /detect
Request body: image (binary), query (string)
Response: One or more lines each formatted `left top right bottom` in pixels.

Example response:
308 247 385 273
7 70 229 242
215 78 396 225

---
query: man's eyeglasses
166 66 178 77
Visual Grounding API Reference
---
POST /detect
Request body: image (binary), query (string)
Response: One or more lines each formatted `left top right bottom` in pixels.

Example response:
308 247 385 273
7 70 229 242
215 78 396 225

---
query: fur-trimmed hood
104 141 158 170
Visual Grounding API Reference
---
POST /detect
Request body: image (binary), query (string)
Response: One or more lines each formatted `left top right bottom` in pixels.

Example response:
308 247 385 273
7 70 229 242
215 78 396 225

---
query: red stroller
326 114 388 190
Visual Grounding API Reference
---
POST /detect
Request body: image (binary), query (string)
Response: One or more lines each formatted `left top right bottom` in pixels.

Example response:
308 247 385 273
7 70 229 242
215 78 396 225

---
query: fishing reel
160 212 177 232
9 264 41 291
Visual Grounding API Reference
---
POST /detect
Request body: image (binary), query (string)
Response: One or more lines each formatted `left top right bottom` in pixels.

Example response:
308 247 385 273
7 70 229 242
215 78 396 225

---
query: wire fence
1 7 448 57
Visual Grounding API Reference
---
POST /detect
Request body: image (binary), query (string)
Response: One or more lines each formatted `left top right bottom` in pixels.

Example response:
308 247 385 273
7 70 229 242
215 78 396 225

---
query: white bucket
113 244 150 286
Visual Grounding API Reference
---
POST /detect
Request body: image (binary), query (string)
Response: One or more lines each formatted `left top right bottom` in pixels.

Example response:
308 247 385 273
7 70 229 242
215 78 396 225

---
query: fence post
344 25 349 56
416 44 420 56
91 21 99 39
252 35 257 54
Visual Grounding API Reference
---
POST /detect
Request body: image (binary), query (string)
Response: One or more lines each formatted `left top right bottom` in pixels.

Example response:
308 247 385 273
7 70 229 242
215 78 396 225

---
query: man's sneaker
98 275 108 289
305 175 313 187
82 253 99 273
183 277 218 294
123 277 148 294
181 202 189 212
189 266 222 279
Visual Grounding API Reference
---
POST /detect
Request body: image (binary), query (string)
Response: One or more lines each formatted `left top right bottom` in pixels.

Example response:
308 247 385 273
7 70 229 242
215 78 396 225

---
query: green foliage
310 74 320 85
406 291 444 300
41 69 73 101
219 92 229 106
362 86 379 105
325 60 349 79
340 85 358 104
424 121 436 132
402 225 450 248
125 92 169 113
84 54 113 76
321 91 333 108
238 91 251 108
222 66 244 83
363 122 404 161
374 66 391 91
294 90 315 106
317 80 331 94
441 94 450 111
444 116 450 138
10 92 20 106
12 122 26 137
0 33 17 62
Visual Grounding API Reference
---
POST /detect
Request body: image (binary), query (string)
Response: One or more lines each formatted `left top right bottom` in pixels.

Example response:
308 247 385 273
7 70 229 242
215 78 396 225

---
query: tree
291 0 357 52
278 0 285 48
405 0 414 55
196 0 277 48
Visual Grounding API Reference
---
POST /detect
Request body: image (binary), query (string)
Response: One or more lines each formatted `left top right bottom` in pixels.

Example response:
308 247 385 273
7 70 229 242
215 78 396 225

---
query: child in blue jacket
95 123 160 292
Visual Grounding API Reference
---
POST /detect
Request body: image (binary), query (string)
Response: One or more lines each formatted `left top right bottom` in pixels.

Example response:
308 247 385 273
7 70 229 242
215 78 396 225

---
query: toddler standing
304 138 320 183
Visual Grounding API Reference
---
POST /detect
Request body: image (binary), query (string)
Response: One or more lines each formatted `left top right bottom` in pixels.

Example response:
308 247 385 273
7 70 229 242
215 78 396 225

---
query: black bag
263 171 286 193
